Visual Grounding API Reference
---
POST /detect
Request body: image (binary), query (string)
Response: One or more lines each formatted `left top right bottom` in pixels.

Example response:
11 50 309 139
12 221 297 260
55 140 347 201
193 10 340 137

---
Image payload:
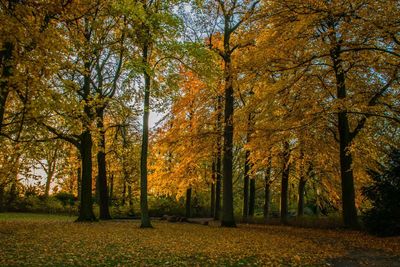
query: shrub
362 148 400 236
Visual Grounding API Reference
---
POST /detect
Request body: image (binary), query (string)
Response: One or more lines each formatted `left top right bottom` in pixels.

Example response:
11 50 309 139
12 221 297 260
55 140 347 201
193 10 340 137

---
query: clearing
0 213 399 266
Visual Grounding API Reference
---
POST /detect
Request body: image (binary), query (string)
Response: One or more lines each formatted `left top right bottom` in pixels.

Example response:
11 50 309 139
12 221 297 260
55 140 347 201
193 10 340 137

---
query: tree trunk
139 42 152 228
214 96 223 221
0 42 13 135
186 187 192 218
264 157 272 223
0 185 4 212
77 166 81 201
109 173 114 204
96 109 111 220
297 178 306 217
280 142 290 224
128 184 133 209
249 178 256 219
122 178 126 206
221 49 236 227
77 130 96 221
44 170 54 198
242 169 249 222
210 161 216 217
264 182 270 223
331 44 359 228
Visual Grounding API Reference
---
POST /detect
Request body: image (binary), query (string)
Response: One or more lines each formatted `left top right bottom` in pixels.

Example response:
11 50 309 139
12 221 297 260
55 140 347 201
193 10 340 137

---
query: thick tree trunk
280 142 290 224
139 42 152 228
297 178 306 217
96 109 111 220
185 187 192 218
214 96 222 221
0 185 4 212
331 45 359 228
210 162 216 217
0 42 13 135
221 50 236 227
338 112 358 227
77 130 96 222
77 166 81 201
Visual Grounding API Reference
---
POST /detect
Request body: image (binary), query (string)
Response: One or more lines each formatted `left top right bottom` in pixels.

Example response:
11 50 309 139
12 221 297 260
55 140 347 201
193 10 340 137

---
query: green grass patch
0 212 75 222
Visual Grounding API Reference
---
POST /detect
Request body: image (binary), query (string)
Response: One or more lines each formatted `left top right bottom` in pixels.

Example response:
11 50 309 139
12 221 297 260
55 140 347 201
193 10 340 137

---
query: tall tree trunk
210 161 216 217
249 178 255 219
221 50 236 227
264 157 272 223
139 41 152 228
0 42 13 135
242 162 249 222
109 173 114 204
186 187 192 218
331 44 359 228
297 178 306 217
76 51 96 222
280 142 290 225
96 109 111 220
264 182 270 223
77 166 81 201
214 96 223 221
0 185 4 212
77 130 96 221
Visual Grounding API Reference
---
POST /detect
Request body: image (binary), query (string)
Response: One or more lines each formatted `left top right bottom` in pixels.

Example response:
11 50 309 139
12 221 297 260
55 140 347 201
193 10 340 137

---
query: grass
0 213 399 266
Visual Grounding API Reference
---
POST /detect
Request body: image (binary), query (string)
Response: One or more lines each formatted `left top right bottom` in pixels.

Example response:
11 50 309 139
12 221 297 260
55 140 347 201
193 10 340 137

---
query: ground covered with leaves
0 213 399 266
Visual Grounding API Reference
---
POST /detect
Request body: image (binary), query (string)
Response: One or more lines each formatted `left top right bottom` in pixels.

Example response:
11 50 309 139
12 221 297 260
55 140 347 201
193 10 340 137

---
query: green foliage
6 195 78 215
54 192 77 206
362 148 400 236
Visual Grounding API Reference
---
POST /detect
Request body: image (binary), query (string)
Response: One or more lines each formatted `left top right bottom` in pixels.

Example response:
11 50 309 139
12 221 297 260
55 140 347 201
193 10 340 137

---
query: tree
362 148 400 236
254 0 400 228
200 0 260 227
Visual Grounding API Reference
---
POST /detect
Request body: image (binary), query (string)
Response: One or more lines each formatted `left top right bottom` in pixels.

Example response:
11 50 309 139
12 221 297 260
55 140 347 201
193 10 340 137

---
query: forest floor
0 213 399 266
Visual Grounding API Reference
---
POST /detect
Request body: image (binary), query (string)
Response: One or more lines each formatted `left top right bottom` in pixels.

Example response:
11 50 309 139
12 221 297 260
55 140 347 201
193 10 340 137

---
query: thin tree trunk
249 178 255 219
297 178 306 217
128 185 133 209
242 166 249 222
280 142 290 225
139 41 152 228
264 182 270 223
122 179 126 206
44 170 54 198
186 187 192 218
109 173 114 204
96 109 111 220
264 157 272 223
